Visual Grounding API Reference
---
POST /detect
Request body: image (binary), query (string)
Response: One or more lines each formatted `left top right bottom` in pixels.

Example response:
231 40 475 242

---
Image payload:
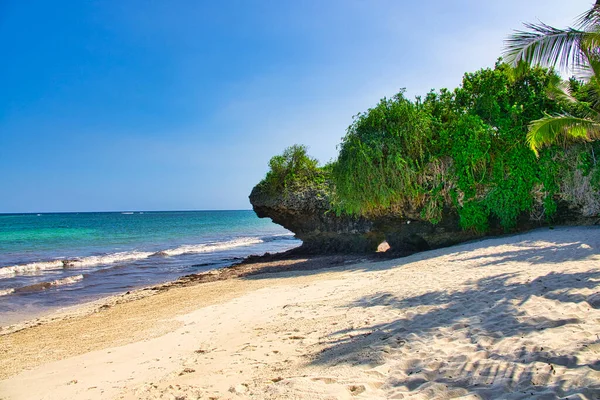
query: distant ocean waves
0 211 301 326
0 234 296 295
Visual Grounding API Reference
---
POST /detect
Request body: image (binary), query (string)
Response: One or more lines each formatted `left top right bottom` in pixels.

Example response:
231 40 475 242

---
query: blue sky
0 0 592 212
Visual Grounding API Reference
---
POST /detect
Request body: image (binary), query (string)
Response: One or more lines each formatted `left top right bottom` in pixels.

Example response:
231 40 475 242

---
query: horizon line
0 209 255 215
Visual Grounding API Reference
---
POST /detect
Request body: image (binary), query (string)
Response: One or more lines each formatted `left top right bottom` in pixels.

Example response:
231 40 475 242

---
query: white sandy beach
1 226 599 399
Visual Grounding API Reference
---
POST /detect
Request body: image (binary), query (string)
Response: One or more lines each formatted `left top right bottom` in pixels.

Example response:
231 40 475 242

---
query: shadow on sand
313 275 600 396
242 227 599 281
245 227 600 398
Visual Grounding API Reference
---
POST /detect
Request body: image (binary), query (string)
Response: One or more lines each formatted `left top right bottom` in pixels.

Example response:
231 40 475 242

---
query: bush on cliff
254 63 600 234
256 144 326 195
331 62 600 231
332 90 433 216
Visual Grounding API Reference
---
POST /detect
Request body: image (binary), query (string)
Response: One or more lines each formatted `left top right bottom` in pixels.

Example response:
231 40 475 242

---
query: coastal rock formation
250 185 381 253
249 182 599 255
249 183 479 254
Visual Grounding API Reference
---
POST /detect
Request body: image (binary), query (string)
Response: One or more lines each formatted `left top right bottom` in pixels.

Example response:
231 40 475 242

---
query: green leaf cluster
256 63 600 233
504 2 600 155
332 90 432 216
331 62 577 231
257 144 325 195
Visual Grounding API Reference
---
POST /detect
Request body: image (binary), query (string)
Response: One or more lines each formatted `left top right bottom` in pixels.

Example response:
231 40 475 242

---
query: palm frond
546 74 577 103
568 37 600 82
579 29 600 54
575 0 600 29
527 114 600 156
584 80 600 114
504 23 587 72
574 52 600 113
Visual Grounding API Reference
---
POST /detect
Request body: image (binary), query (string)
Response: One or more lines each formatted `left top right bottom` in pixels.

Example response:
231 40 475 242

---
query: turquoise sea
0 210 300 325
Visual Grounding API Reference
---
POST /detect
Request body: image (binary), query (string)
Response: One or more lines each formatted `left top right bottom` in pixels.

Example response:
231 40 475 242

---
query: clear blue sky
0 0 592 212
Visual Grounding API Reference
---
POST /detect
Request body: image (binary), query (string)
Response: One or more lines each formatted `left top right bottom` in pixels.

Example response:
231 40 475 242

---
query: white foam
0 237 266 279
0 252 153 279
68 251 154 268
0 260 65 278
0 288 15 297
159 237 263 257
49 274 84 287
13 274 85 293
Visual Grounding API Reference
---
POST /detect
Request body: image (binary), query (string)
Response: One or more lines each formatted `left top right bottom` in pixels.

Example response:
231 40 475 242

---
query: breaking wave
156 237 263 257
261 233 295 242
0 252 153 278
0 288 15 297
13 275 84 293
0 235 291 278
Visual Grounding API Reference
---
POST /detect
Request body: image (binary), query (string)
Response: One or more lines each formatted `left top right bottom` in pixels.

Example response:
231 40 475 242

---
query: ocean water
0 210 300 325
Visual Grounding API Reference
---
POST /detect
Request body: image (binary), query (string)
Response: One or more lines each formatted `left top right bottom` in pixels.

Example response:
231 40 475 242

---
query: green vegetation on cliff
334 62 569 231
257 62 600 232
255 144 328 195
252 5 600 251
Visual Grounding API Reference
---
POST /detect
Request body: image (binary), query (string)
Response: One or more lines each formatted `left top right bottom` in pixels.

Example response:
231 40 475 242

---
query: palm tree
504 1 600 156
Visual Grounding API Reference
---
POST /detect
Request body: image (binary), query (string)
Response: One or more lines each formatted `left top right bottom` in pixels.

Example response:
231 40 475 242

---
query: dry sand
1 226 600 399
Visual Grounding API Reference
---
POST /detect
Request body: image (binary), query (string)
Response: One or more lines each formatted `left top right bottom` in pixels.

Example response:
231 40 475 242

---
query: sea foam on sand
0 226 599 399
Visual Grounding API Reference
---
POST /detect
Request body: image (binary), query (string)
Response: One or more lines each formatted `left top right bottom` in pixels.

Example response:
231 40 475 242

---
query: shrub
332 90 432 215
258 145 323 194
331 62 570 231
255 63 600 233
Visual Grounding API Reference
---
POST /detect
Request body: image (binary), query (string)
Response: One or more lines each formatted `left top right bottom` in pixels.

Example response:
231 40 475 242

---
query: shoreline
0 247 372 336
0 210 300 326
1 226 599 399
0 225 557 333
0 251 370 382
0 241 302 330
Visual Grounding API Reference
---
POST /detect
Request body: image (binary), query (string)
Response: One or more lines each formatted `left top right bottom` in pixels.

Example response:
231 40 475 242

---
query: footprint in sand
178 368 195 376
348 384 366 395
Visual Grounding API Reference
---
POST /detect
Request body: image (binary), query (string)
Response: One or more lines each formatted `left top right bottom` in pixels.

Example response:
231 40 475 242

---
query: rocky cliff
250 184 380 253
249 180 600 255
